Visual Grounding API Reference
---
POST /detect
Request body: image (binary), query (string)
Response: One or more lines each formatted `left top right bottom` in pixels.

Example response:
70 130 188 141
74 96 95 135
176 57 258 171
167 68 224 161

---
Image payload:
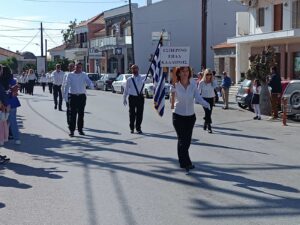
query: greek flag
150 36 166 117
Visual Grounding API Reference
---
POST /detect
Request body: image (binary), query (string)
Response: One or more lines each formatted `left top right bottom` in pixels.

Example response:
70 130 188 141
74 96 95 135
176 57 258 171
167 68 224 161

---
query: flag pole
139 29 165 95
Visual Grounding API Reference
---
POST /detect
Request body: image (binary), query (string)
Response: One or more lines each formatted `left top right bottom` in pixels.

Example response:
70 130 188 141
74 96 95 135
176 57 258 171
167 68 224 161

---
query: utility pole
40 22 44 57
45 39 48 72
129 0 135 64
201 0 207 69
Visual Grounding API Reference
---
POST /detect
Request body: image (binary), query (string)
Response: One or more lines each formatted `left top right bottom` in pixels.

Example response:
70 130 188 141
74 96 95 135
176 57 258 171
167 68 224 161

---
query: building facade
133 0 246 73
228 0 300 83
89 4 136 74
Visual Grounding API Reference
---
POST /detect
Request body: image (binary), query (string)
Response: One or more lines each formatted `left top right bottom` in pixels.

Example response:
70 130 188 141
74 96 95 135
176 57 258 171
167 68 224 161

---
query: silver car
281 80 300 117
143 79 170 99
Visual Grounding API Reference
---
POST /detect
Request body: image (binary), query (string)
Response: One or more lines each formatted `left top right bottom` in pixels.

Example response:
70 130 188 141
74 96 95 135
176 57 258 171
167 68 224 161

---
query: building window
292 0 300 28
257 8 265 27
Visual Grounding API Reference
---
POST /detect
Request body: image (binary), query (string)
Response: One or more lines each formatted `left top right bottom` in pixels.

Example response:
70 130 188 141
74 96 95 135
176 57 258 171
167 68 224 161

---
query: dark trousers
28 80 35 95
20 83 25 93
271 93 280 118
128 95 144 131
53 85 62 109
203 97 214 124
68 94 86 132
66 102 70 126
41 82 46 92
48 83 53 94
172 113 196 168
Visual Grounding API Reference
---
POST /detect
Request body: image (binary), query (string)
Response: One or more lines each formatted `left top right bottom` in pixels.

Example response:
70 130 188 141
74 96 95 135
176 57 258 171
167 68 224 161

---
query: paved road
1 86 299 225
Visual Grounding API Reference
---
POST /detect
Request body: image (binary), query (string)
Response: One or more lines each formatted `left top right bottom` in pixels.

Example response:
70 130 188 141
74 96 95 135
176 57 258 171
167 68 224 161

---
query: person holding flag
123 64 146 134
170 66 210 173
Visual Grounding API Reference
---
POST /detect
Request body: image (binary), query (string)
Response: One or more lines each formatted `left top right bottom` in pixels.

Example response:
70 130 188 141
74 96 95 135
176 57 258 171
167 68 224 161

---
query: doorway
274 4 283 31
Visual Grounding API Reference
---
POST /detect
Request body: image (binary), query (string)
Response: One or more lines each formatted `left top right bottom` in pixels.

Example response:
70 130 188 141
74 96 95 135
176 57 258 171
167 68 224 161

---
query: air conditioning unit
248 0 258 8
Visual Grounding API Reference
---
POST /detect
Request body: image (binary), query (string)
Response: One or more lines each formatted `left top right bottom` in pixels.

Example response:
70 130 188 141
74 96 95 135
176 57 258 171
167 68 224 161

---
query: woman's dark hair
0 66 13 90
175 67 192 82
254 79 261 87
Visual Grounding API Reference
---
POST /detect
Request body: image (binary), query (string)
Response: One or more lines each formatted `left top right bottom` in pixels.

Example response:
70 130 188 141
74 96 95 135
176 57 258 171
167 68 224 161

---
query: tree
0 57 18 73
47 57 71 72
23 63 36 72
61 19 77 45
246 46 277 115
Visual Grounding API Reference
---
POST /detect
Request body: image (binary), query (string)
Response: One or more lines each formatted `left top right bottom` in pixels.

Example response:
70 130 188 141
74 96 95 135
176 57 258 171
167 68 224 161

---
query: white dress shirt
61 72 70 94
123 74 146 100
27 73 36 81
51 70 65 85
64 72 94 100
40 76 47 83
197 81 216 98
171 81 209 116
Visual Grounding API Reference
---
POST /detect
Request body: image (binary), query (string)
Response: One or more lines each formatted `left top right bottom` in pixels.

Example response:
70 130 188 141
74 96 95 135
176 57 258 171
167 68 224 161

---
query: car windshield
284 83 300 94
88 74 99 81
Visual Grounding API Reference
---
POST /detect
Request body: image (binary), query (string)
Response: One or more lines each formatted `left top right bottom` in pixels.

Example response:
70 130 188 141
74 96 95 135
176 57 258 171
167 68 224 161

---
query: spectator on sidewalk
268 66 282 119
251 79 261 120
40 71 47 92
221 71 231 109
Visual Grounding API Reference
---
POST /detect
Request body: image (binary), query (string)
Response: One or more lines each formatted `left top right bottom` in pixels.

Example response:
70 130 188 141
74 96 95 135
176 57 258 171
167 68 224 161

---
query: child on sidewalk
252 79 261 120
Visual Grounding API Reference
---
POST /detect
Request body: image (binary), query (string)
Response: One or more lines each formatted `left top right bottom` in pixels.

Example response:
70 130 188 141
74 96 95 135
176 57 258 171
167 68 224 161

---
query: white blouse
253 86 261 95
171 81 210 116
197 80 216 98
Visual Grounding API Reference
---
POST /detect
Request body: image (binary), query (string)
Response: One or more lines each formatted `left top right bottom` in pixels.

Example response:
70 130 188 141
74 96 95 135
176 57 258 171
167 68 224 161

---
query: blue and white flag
150 36 166 117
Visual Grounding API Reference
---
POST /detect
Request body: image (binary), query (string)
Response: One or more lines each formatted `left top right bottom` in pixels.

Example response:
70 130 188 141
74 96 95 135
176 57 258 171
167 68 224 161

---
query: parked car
87 73 101 88
143 78 171 99
96 73 117 91
236 79 253 110
112 74 132 94
236 79 291 111
281 80 300 118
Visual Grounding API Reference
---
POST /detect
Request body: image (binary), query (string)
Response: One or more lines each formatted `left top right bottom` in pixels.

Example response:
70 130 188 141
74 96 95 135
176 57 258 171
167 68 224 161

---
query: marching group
1 62 281 173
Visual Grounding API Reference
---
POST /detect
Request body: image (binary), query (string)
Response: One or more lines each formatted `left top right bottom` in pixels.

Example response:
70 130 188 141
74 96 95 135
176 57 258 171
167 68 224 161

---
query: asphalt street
0 86 299 225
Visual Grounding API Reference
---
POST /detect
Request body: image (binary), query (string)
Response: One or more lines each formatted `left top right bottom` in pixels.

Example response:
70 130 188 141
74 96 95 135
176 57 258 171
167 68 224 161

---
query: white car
143 79 171 99
112 74 131 94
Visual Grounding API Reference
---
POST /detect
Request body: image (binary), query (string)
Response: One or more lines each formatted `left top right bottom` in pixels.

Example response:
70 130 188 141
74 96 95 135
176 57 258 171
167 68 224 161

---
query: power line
0 28 39 31
21 31 40 51
44 30 59 46
0 34 30 43
0 16 69 24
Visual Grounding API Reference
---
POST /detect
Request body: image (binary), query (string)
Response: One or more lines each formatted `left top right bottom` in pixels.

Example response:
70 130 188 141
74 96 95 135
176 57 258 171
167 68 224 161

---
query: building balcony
90 36 132 51
228 28 300 44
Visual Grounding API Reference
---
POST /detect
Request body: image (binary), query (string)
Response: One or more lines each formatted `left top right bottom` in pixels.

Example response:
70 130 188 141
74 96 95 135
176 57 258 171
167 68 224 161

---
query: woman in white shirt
251 79 261 120
170 67 210 172
197 69 216 133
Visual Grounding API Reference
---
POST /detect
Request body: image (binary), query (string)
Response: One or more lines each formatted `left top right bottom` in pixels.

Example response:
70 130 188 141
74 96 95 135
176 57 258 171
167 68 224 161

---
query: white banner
160 47 190 67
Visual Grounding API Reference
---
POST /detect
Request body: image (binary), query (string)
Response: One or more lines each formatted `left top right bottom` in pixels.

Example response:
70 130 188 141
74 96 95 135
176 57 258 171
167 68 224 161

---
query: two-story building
89 4 136 74
228 0 300 83
65 13 105 72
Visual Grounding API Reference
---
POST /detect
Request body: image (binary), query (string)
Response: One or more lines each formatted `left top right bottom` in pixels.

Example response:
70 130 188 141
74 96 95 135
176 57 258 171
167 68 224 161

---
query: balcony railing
90 36 132 49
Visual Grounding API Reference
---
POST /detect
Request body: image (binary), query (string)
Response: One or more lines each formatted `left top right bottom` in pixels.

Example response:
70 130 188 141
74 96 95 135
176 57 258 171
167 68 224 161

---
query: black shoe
59 108 63 111
0 155 7 160
207 124 212 133
203 122 207 131
130 130 134 134
136 130 143 134
78 131 85 135
54 105 57 110
253 116 258 120
258 117 261 120
0 158 10 164
69 132 74 137
185 164 195 172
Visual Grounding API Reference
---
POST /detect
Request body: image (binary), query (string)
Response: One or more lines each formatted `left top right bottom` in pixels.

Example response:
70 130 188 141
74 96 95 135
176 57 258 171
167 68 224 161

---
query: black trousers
128 95 144 131
53 85 62 109
28 80 35 95
66 102 70 126
41 82 46 92
203 97 214 124
172 113 196 168
48 83 53 94
68 94 86 132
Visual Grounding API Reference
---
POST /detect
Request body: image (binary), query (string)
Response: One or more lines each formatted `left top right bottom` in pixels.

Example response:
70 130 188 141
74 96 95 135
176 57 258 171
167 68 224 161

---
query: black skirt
251 94 260 104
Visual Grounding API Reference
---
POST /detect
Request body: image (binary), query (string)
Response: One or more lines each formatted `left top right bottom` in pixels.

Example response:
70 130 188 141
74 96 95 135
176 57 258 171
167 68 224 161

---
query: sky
0 0 160 57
